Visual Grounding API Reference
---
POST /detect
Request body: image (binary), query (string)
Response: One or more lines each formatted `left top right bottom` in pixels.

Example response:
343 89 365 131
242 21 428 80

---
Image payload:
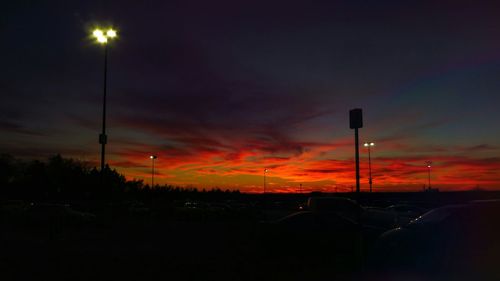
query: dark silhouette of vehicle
259 210 366 265
259 197 390 262
306 197 362 218
22 203 96 226
365 200 500 281
306 196 417 228
384 203 427 226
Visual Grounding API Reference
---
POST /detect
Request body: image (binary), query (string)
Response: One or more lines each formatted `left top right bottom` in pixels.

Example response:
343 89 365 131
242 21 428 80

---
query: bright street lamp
364 142 375 192
91 27 118 180
150 155 158 187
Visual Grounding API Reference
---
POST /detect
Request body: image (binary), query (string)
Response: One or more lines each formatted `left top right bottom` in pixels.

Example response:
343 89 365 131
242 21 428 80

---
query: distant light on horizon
364 142 375 147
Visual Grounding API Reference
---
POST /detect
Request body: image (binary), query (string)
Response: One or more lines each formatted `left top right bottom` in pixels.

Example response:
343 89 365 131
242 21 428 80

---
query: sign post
349 108 364 267
349 109 363 195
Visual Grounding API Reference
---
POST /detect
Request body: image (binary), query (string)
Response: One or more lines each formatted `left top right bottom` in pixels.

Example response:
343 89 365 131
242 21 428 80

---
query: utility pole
150 155 158 187
264 168 268 193
426 161 432 190
364 142 375 192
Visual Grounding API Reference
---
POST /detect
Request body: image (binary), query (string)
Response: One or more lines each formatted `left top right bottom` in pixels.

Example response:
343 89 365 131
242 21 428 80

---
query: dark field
2 191 500 281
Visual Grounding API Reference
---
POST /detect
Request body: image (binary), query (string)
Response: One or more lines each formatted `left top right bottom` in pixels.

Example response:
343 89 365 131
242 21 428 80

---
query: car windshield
407 204 465 227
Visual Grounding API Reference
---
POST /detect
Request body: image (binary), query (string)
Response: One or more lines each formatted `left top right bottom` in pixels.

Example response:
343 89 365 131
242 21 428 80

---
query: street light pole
426 161 432 190
100 43 108 175
92 27 117 183
364 142 375 192
264 169 268 194
150 155 157 187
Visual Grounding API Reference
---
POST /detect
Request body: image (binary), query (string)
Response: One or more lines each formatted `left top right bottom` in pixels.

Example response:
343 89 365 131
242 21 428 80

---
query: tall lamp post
150 155 157 187
426 161 432 190
364 142 375 192
92 27 117 179
264 169 268 193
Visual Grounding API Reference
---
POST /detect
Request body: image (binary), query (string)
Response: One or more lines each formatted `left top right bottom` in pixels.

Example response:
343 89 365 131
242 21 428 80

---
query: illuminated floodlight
91 25 119 177
106 29 117 38
93 29 103 38
97 36 107 43
91 27 117 44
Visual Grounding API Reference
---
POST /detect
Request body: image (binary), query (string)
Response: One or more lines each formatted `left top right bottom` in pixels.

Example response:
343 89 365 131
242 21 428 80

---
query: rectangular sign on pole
349 108 363 129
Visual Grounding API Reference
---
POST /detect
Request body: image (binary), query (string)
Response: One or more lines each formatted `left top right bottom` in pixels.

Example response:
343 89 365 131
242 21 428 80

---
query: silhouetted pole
426 161 432 190
364 142 375 192
150 155 157 187
355 128 360 193
91 27 117 183
264 168 268 193
350 109 363 195
349 108 364 269
100 44 108 176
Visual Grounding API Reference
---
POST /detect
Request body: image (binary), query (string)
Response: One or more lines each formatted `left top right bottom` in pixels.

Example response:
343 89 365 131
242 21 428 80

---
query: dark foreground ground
1 191 499 281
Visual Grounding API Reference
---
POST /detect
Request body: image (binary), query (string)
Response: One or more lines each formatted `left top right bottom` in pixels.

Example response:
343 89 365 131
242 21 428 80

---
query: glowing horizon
2 2 500 192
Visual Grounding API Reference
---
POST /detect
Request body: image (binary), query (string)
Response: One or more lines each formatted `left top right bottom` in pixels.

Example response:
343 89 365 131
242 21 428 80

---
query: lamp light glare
107 29 117 38
93 29 103 38
97 36 107 43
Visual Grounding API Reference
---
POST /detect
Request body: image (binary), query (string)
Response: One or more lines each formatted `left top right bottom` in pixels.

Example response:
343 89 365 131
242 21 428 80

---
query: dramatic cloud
2 1 500 191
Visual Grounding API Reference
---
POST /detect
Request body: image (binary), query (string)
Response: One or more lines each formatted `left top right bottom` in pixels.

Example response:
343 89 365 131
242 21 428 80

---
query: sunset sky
2 1 500 192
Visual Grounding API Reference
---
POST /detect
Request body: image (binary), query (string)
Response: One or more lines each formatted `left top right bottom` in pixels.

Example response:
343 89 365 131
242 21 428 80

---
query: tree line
0 154 239 201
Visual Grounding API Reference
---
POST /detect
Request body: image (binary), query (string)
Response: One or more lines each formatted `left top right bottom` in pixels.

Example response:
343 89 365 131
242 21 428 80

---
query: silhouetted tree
0 154 241 201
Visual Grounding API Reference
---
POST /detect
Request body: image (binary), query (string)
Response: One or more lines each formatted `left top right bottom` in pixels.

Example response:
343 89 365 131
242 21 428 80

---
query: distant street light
364 142 375 192
91 27 118 179
264 169 268 193
150 155 157 187
426 161 432 190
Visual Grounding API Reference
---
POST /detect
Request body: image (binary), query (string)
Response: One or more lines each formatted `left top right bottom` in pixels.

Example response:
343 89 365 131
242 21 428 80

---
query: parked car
260 202 388 262
307 196 405 229
260 210 363 263
23 203 96 226
384 203 427 226
364 201 500 281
